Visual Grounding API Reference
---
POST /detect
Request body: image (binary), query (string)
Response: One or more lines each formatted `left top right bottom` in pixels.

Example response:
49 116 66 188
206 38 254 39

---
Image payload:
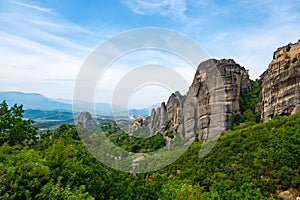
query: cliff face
144 59 250 141
260 40 300 121
145 102 167 135
166 91 184 135
181 59 250 141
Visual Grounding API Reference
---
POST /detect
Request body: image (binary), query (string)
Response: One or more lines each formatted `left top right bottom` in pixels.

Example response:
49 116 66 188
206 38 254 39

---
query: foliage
0 99 300 199
286 43 291 52
109 132 165 153
284 63 290 70
292 57 298 63
0 101 37 146
284 54 290 59
97 119 121 134
159 114 300 199
231 80 261 130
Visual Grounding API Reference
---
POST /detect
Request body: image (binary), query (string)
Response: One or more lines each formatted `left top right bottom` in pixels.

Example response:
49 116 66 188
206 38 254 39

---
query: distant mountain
53 98 116 114
23 109 74 121
51 98 73 105
0 91 156 118
74 100 114 115
127 103 160 118
0 91 71 111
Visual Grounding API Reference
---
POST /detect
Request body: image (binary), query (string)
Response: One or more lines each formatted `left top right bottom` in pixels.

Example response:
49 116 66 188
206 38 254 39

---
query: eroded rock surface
166 91 184 134
260 39 300 121
146 102 167 135
182 59 250 140
144 59 250 141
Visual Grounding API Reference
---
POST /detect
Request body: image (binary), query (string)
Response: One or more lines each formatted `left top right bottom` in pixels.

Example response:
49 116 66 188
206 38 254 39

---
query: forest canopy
0 101 299 199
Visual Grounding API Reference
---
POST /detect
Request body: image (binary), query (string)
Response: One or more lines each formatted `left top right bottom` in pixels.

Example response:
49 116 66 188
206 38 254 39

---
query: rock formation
76 111 98 129
260 39 300 121
131 39 300 141
181 59 250 141
166 91 184 134
143 59 251 141
144 102 167 135
128 123 141 134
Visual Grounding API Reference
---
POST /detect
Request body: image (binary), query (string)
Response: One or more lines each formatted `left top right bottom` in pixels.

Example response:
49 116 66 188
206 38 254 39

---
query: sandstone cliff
144 59 251 141
181 59 250 141
144 102 167 135
260 39 300 121
133 39 300 141
166 91 184 135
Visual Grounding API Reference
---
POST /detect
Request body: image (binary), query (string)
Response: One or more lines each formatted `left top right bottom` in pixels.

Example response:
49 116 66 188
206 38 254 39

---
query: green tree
0 144 50 199
0 101 37 146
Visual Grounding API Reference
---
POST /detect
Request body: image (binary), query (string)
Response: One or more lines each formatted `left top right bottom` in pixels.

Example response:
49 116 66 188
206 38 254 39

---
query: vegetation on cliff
230 80 262 130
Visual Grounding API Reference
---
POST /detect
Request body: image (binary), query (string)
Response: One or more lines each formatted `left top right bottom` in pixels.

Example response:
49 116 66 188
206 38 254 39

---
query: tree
0 100 37 146
0 144 51 199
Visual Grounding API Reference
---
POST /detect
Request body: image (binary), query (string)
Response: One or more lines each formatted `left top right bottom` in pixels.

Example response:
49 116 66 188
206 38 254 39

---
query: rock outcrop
135 39 300 141
181 59 250 141
166 91 184 134
145 102 167 135
76 111 98 129
144 59 251 141
128 123 141 134
260 39 300 121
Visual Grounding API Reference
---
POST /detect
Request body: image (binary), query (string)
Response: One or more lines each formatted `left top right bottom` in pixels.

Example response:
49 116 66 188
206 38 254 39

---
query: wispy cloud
11 0 54 14
198 0 300 79
2 0 300 105
0 1 109 99
0 31 82 97
122 0 187 21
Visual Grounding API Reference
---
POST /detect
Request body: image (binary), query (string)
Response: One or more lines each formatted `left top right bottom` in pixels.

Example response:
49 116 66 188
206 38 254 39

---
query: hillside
1 40 300 199
158 113 300 199
0 100 299 199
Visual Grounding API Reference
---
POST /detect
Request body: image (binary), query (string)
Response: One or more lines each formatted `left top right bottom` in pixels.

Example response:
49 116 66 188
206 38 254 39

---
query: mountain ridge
0 91 72 111
0 91 157 121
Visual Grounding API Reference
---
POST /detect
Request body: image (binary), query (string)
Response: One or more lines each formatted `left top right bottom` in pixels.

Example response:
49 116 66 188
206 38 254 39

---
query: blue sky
1 0 300 107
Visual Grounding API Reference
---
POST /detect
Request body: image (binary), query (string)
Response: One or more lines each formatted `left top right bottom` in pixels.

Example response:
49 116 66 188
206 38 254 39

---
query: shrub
286 43 291 52
284 54 290 59
284 63 290 70
292 57 298 63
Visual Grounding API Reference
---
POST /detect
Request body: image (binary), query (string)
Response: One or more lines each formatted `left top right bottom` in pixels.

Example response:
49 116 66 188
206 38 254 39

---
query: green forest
0 100 300 199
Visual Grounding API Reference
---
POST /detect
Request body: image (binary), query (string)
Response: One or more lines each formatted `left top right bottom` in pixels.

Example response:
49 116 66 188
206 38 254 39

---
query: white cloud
183 0 300 79
0 32 83 98
94 49 195 105
11 0 54 14
2 0 300 107
0 1 103 99
122 0 187 21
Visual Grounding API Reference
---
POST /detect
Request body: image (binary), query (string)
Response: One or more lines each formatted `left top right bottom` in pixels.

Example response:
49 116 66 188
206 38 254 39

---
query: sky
1 0 300 108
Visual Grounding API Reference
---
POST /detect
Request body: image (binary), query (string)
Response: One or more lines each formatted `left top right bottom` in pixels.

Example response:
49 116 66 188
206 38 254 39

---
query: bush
284 63 290 69
284 54 290 59
292 57 298 63
286 43 291 52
